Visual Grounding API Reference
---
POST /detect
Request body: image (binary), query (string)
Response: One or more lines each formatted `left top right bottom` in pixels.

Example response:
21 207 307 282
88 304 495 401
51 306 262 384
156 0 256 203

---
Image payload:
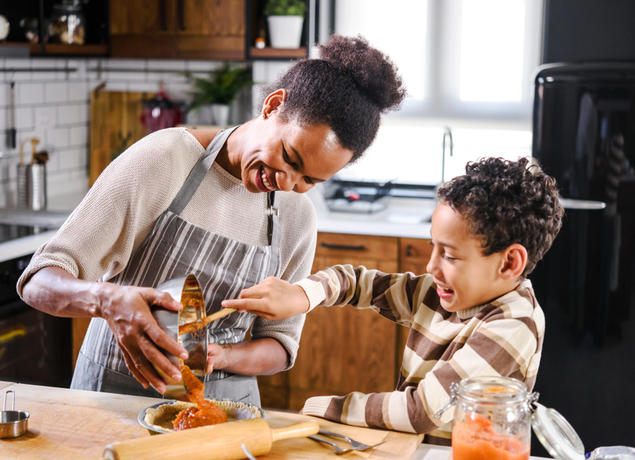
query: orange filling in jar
452 413 529 460
172 364 227 431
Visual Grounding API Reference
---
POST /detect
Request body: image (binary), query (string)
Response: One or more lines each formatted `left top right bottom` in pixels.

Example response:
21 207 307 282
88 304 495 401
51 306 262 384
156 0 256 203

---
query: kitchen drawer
400 237 433 274
315 233 398 262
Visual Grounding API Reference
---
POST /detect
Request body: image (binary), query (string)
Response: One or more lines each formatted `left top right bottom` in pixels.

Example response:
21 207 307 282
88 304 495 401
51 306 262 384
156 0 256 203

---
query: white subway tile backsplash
45 82 69 103
57 104 85 125
70 125 88 147
34 106 57 131
15 106 34 130
46 126 71 149
17 82 45 105
68 81 89 102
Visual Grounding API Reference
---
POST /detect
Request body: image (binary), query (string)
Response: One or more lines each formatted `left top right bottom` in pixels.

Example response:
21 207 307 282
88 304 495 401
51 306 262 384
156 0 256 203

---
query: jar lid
531 403 586 460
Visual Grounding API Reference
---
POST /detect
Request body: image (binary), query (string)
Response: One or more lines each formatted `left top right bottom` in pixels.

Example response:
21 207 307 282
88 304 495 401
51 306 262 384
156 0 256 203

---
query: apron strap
168 126 238 215
267 191 281 249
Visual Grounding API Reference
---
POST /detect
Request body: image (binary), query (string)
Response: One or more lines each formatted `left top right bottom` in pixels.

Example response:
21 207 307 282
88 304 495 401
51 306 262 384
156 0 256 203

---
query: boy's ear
499 243 528 280
261 89 287 119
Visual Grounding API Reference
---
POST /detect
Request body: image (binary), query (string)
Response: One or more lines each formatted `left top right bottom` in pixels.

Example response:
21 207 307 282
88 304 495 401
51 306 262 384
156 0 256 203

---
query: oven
0 224 73 387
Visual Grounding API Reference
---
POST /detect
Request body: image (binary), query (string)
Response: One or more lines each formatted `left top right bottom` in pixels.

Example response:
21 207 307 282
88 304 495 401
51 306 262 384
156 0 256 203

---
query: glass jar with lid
448 376 535 460
439 375 635 460
48 1 85 45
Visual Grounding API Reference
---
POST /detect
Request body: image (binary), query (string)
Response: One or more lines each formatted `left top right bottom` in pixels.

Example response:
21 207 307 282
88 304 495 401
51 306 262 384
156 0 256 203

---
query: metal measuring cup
0 390 30 438
152 274 208 400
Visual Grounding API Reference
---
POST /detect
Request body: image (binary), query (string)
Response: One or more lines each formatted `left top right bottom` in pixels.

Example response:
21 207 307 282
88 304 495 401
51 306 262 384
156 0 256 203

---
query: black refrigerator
530 62 635 454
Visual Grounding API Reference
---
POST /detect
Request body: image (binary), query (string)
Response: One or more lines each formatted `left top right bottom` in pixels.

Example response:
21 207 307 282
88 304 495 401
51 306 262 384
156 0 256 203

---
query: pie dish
138 399 264 435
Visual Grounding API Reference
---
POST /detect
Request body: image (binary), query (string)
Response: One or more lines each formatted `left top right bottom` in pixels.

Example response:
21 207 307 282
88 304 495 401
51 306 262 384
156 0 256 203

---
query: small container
450 376 535 460
0 390 30 439
48 2 85 45
438 376 632 460
152 274 208 399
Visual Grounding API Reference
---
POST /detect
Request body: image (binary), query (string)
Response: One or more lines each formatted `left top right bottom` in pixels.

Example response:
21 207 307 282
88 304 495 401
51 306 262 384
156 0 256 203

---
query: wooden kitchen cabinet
259 232 433 411
109 0 246 60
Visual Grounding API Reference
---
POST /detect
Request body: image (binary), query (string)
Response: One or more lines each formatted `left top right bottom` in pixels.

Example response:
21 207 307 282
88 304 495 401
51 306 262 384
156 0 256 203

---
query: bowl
138 399 264 435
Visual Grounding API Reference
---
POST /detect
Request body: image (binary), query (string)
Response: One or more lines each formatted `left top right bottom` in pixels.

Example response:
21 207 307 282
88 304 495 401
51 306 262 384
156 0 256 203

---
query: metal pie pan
138 399 264 435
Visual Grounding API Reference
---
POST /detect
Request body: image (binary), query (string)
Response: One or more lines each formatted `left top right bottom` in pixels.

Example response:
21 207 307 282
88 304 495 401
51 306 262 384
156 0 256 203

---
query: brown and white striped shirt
296 265 544 444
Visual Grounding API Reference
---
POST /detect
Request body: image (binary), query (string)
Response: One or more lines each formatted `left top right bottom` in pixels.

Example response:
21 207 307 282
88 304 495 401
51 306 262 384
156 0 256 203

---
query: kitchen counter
0 380 425 459
0 380 552 460
308 188 434 239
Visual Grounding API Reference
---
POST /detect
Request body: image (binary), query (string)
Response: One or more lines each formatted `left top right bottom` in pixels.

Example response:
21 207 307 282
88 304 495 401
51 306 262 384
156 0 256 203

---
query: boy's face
426 202 510 312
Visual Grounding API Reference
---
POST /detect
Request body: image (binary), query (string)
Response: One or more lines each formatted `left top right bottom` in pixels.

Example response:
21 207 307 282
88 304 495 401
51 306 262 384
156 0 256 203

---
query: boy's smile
426 202 513 312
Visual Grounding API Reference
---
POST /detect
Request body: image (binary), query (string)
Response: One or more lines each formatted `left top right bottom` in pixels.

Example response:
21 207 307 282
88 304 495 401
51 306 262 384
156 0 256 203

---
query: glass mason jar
48 2 85 45
449 376 537 460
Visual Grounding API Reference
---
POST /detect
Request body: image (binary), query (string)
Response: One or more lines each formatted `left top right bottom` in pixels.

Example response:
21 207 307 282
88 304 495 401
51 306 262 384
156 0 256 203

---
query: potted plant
186 63 252 126
264 0 306 49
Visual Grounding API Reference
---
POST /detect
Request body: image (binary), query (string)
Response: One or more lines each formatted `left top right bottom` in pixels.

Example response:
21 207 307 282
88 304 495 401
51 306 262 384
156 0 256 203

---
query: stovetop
0 223 54 244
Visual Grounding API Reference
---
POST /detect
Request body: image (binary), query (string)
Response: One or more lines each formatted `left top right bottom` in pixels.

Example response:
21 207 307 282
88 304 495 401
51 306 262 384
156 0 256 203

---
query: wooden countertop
0 381 423 459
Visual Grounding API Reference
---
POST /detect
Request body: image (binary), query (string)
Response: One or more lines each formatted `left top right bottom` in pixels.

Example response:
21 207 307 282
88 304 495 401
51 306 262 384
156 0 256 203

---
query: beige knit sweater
17 127 317 366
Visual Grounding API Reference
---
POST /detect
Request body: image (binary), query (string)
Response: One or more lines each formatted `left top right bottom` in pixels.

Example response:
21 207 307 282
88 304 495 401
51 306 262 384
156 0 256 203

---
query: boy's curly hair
437 157 564 276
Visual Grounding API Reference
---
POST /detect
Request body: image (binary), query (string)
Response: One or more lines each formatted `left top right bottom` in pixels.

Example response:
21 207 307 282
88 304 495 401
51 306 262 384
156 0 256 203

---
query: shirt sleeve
301 314 541 434
295 264 431 327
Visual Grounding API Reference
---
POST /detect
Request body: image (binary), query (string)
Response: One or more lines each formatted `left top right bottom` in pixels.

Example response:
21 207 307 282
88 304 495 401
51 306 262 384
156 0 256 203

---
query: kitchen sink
0 208 70 227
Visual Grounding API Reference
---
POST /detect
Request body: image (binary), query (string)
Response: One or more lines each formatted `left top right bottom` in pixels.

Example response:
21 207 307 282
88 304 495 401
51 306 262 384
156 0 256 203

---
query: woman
18 35 406 406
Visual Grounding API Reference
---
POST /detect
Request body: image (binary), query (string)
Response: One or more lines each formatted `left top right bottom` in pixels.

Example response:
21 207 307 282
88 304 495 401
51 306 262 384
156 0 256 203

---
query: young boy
222 157 564 445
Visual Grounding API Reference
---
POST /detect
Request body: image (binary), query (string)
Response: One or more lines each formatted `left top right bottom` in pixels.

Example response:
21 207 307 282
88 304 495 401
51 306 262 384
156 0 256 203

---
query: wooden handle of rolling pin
102 418 320 460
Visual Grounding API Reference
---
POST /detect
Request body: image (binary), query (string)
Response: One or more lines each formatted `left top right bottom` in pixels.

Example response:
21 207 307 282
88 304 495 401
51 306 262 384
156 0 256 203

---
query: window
333 0 544 184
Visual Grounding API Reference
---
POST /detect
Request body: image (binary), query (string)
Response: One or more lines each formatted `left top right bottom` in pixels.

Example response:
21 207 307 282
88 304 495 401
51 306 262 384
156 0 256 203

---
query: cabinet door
175 0 246 60
110 0 177 58
259 233 400 410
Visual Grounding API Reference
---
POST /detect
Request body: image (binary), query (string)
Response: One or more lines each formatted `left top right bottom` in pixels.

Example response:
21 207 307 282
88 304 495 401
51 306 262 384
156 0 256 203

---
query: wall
0 57 291 209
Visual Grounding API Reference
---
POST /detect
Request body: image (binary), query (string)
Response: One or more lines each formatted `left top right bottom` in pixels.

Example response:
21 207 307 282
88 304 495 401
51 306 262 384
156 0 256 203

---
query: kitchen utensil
0 390 30 439
152 274 207 399
137 399 263 435
309 434 385 455
318 429 384 451
103 417 320 460
6 81 16 149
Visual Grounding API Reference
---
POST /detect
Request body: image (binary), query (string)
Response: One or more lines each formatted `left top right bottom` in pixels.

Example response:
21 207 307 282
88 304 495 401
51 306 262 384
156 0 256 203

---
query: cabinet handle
320 242 366 251
405 245 415 257
159 0 167 30
177 0 185 30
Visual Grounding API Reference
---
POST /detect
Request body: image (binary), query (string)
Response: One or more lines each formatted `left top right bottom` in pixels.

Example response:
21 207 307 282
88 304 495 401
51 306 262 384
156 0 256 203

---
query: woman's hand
206 343 228 374
221 276 310 320
98 283 189 393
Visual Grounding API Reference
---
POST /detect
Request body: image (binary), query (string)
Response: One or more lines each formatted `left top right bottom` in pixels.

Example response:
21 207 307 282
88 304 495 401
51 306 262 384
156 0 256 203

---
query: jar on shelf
48 1 85 45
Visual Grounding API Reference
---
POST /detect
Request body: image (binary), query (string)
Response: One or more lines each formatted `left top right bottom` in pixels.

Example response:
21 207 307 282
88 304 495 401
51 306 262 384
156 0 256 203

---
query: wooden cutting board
89 89 152 185
0 381 424 459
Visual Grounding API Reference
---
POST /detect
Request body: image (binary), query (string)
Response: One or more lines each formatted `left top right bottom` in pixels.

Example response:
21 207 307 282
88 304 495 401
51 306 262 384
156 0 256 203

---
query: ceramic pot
267 15 303 48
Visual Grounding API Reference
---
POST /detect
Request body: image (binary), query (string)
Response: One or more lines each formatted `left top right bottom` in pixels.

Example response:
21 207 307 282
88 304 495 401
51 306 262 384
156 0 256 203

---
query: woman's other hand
221 276 309 320
98 283 188 393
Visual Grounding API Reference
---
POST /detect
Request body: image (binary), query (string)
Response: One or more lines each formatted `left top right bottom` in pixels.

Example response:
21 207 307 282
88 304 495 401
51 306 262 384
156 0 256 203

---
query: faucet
441 126 454 184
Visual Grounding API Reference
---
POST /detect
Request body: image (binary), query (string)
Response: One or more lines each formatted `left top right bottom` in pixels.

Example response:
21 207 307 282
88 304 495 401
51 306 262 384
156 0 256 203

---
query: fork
309 435 385 455
318 429 382 451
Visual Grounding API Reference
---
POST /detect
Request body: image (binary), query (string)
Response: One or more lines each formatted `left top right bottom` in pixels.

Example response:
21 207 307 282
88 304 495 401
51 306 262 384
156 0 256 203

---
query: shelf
0 42 108 57
249 46 307 59
33 43 109 56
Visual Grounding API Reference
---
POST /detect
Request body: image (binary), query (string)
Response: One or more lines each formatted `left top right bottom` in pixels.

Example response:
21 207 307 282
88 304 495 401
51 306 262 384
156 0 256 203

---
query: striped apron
71 127 280 407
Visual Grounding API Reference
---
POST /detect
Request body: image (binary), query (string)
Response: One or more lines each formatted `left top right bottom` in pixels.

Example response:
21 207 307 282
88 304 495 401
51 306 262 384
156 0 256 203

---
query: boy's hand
221 276 310 320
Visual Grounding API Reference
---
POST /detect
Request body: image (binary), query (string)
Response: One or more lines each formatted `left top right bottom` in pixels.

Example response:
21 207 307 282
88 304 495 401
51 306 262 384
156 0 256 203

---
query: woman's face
235 91 354 194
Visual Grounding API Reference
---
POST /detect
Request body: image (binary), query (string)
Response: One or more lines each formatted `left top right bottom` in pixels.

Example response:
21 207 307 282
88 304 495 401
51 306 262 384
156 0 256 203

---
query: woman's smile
255 165 278 192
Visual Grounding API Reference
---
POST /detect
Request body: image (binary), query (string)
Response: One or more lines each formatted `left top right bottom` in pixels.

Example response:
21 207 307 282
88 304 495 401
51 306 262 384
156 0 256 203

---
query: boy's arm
223 265 431 325
301 315 541 434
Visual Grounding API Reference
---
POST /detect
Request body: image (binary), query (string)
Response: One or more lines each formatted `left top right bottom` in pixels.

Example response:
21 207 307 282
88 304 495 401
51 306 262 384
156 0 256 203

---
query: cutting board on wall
89 89 152 185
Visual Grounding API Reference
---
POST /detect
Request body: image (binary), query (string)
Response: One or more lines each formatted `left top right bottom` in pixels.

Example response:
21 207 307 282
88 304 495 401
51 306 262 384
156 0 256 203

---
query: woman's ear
499 243 528 280
261 89 287 119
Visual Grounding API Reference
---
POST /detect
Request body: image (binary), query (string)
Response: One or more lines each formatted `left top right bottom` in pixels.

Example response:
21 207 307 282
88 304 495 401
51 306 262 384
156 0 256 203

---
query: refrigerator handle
559 197 607 210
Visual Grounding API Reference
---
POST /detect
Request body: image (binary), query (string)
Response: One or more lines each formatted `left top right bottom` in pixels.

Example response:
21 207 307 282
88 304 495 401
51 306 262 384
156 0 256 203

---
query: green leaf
264 0 306 16
185 64 253 109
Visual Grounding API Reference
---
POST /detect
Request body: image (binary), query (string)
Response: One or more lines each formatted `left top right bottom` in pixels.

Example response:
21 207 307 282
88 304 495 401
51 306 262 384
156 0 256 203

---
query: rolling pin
103 418 319 460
